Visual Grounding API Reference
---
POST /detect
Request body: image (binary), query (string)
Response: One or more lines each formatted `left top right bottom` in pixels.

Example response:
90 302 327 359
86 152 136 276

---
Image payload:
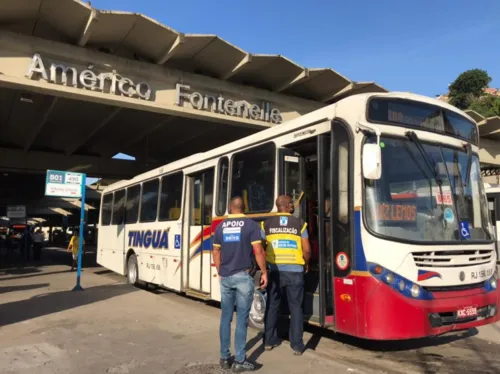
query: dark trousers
33 243 42 261
264 270 305 351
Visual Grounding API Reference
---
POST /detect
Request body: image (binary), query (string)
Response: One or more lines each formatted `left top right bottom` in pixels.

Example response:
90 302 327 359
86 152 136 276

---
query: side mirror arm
356 122 381 145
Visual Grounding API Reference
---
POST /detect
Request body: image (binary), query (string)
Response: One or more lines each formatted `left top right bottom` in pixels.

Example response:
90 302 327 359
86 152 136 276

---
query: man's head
325 197 331 216
229 196 245 214
276 195 294 214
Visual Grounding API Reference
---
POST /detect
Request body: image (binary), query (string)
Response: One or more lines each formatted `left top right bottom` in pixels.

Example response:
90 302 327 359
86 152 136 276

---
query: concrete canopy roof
465 110 500 140
0 0 385 103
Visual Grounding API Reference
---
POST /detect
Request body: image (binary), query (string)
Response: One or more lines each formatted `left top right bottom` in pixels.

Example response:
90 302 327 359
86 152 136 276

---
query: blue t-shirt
213 215 262 277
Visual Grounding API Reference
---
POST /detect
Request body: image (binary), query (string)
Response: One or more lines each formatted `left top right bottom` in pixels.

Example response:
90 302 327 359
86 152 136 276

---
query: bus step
185 289 211 300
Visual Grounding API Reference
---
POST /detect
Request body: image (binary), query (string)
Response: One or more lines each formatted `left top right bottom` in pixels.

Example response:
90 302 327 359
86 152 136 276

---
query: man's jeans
264 271 305 352
220 271 254 362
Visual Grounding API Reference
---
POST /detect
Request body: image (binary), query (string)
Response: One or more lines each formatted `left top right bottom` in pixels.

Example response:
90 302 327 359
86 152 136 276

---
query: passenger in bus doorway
262 195 312 356
213 197 268 372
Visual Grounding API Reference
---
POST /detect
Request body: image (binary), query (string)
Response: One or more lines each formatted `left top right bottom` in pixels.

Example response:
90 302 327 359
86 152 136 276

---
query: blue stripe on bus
353 210 367 271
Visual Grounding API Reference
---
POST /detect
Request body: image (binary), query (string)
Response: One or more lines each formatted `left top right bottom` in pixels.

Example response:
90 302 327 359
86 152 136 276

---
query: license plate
457 306 477 319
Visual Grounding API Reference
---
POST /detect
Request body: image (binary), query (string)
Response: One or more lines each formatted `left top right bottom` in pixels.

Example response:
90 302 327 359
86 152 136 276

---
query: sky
90 0 500 97
86 0 500 184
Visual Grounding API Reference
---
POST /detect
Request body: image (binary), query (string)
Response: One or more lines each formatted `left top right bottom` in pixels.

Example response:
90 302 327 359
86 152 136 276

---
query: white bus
97 92 499 340
484 183 500 260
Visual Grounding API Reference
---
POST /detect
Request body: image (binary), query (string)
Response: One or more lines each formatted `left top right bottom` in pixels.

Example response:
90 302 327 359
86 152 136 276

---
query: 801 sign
49 174 63 182
47 171 65 184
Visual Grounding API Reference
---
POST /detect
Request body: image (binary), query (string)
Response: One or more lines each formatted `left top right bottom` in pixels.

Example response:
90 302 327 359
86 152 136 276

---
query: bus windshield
364 136 492 243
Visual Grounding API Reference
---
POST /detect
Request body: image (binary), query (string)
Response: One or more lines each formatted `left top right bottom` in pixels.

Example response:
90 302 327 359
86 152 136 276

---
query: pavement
0 247 499 374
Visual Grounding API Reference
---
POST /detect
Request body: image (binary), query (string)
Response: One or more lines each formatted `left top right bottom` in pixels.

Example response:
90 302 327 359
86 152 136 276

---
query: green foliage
468 94 500 118
449 69 492 109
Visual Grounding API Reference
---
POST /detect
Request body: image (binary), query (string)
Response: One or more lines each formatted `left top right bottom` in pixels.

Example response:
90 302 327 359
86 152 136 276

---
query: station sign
45 170 84 198
6 205 26 219
25 54 152 101
175 83 283 124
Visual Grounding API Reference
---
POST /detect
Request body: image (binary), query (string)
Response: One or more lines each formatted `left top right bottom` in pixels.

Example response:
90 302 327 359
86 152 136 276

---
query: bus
485 183 500 260
97 92 499 340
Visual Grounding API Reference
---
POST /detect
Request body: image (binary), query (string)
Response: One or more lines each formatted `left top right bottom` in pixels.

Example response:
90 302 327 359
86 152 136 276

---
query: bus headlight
386 273 395 284
411 284 421 298
368 262 433 300
490 277 497 290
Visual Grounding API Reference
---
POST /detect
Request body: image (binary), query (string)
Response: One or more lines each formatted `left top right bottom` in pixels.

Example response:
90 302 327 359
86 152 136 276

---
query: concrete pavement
1 247 500 373
0 247 364 374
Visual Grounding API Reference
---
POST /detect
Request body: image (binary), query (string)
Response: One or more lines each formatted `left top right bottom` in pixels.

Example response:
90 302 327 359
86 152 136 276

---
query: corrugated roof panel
0 0 366 103
229 55 304 91
284 69 351 101
39 0 91 42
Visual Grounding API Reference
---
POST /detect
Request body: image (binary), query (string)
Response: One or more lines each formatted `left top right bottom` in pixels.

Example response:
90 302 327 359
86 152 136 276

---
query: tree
468 94 500 118
448 69 492 109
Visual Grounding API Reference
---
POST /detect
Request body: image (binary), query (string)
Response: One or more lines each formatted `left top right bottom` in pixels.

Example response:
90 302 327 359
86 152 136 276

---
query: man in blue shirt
261 195 311 356
213 197 268 372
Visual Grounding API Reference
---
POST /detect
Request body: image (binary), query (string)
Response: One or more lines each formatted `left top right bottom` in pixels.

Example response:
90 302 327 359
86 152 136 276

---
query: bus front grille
423 282 484 292
412 250 494 268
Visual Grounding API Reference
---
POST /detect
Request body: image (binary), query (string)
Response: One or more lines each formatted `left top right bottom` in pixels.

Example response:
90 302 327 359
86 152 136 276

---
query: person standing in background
67 229 84 271
32 229 44 261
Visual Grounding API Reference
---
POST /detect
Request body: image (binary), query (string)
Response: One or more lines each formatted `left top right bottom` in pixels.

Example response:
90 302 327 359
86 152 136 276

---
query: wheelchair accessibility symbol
174 234 181 249
459 221 470 240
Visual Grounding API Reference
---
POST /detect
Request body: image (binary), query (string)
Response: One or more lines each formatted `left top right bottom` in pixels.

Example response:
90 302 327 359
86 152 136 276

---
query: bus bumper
357 277 500 340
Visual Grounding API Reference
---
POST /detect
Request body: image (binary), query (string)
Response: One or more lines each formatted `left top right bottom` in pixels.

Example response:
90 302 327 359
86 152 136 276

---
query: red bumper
337 275 500 340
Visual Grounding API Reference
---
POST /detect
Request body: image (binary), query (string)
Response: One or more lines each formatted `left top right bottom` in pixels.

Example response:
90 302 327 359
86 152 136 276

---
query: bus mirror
363 143 382 180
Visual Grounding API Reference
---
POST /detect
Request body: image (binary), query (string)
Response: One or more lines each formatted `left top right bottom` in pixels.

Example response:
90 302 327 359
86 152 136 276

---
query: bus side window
101 193 113 226
140 179 160 223
338 141 348 224
159 172 183 221
112 189 126 225
125 185 141 224
216 157 229 216
230 142 275 213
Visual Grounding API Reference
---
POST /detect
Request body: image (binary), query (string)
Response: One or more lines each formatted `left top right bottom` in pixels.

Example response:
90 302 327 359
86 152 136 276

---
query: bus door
278 135 333 327
330 121 355 334
186 168 215 295
112 189 127 275
487 192 500 261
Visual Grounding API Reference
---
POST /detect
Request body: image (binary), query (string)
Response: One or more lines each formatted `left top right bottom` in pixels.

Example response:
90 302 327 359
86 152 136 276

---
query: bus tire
248 289 266 331
127 254 139 286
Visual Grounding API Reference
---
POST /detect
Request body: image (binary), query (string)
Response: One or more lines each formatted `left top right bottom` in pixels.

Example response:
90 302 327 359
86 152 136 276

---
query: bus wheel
248 289 266 331
127 254 139 286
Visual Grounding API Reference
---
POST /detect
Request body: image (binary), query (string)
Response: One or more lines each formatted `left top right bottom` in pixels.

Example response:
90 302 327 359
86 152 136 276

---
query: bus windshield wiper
405 131 442 185
405 131 446 213
463 143 472 187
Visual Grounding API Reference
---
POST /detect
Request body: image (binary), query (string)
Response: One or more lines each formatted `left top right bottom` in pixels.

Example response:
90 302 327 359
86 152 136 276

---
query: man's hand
260 272 268 289
304 263 310 274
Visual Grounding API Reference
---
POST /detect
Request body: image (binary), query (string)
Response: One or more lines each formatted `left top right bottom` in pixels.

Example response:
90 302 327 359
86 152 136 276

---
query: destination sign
375 203 417 222
367 97 478 144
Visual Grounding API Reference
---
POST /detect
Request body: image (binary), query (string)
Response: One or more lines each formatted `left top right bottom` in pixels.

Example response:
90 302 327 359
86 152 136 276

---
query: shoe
292 349 303 356
232 360 255 372
220 357 232 370
264 344 279 351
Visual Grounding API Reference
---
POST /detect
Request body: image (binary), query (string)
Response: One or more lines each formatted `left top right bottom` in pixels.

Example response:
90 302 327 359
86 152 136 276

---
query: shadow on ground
0 246 99 282
0 283 136 327
292 322 500 374
0 283 50 294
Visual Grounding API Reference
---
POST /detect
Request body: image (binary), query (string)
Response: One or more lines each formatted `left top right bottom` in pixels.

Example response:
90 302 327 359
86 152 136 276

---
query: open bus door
279 124 355 332
278 136 334 328
486 190 500 262
185 168 215 298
